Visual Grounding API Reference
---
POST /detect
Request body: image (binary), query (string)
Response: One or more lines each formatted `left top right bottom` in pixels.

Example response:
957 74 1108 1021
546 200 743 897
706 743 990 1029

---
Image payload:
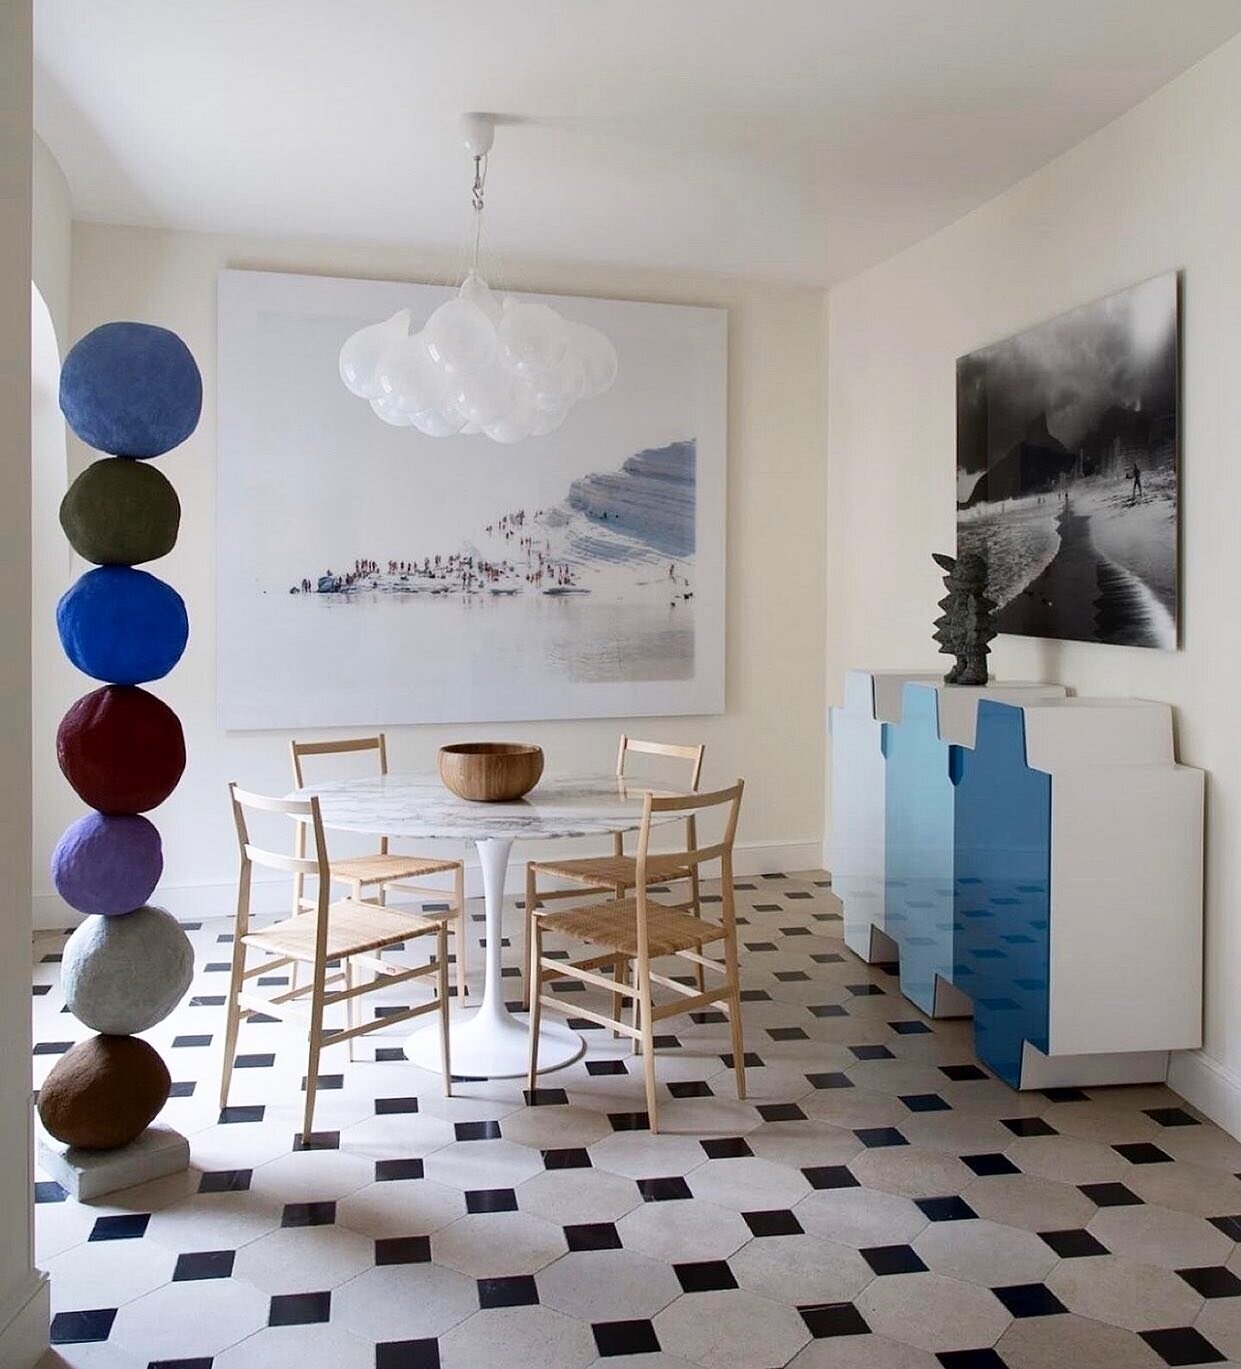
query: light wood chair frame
290 734 468 999
527 781 745 1133
521 736 706 1009
221 784 452 1142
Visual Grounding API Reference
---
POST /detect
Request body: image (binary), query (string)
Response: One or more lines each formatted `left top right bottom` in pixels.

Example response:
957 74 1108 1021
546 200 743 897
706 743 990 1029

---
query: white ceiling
34 0 1241 286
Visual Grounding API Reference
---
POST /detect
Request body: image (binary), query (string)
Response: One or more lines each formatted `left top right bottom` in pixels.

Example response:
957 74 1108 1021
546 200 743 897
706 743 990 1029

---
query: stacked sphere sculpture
39 321 200 1152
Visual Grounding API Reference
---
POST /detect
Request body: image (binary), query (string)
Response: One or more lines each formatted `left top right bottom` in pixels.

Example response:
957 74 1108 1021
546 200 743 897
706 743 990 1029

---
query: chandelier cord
470 153 488 272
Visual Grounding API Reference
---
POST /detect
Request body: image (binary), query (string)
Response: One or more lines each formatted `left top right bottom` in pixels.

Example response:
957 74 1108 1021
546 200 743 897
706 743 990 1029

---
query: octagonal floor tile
1088 1202 1233 1270
109 1276 269 1363
231 1222 374 1294
994 1312 1165 1369
795 1186 928 1247
787 1334 939 1368
517 1165 645 1226
438 1304 597 1369
423 1138 546 1190
855 1270 1011 1353
616 1199 751 1263
913 1217 1056 1287
654 1288 811 1369
1045 1253 1204 1332
963 1174 1098 1233
686 1156 811 1212
333 1262 478 1341
214 1323 374 1369
431 1210 566 1276
728 1231 873 1304
539 1247 682 1320
848 1146 973 1200
335 1178 466 1238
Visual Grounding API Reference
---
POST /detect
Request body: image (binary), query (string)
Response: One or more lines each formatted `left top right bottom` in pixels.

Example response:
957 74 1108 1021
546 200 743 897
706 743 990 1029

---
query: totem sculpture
932 551 997 687
39 322 200 1155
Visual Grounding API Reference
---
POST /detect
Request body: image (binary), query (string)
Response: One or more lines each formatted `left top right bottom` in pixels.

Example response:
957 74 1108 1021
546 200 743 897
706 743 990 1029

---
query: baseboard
0 1271 49 1369
1168 1048 1241 1142
32 839 825 931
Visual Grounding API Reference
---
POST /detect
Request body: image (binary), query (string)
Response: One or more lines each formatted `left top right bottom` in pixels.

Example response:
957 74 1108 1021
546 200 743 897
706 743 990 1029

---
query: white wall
0 2 49 1362
37 223 827 923
825 34 1241 1129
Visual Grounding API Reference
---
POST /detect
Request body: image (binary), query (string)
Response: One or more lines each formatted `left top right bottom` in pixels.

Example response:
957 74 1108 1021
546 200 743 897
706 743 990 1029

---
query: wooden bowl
437 742 545 802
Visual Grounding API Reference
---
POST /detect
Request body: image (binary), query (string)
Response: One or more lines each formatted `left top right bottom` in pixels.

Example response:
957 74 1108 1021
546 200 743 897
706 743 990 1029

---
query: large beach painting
956 273 1179 649
217 269 726 729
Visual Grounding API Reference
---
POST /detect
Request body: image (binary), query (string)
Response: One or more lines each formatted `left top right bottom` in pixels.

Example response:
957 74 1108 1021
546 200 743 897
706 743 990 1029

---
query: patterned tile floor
30 872 1241 1369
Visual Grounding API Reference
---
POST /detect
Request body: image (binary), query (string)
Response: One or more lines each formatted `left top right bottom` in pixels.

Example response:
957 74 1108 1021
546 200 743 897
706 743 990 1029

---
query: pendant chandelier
339 113 618 443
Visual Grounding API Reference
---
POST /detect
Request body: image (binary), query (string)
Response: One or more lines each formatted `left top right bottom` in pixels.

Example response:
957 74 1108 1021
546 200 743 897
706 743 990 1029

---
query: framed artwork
217 268 726 728
956 272 1179 649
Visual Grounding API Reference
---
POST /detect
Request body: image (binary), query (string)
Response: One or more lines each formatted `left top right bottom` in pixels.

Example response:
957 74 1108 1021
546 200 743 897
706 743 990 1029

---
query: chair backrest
290 734 388 788
230 783 332 923
616 735 705 790
633 781 744 889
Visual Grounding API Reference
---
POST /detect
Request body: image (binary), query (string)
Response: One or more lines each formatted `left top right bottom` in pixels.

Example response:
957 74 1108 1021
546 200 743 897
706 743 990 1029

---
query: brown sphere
37 1034 171 1150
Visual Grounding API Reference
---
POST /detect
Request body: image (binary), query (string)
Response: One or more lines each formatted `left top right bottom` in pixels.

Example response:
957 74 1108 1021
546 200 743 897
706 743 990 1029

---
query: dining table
290 770 688 1079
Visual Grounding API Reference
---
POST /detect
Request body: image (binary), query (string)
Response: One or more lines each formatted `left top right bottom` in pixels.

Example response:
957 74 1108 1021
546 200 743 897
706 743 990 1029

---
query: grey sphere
62 905 194 1035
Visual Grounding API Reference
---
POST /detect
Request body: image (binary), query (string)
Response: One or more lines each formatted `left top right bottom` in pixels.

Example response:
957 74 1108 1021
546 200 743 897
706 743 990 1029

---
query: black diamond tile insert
376 1235 432 1265
849 1044 894 1061
1114 1141 1173 1165
609 1111 651 1132
168 1080 196 1098
1139 1327 1227 1366
188 995 225 1008
235 1052 275 1068
376 1096 420 1115
49 1308 117 1345
1039 1228 1108 1258
218 1104 264 1124
855 1127 908 1149
993 1283 1068 1317
811 952 845 963
300 1073 344 1091
861 1244 927 1276
454 1119 502 1141
667 1080 714 1099
744 1208 804 1237
1177 1265 1241 1298
675 1259 738 1292
524 1087 568 1106
204 962 229 972
721 1051 764 1069
89 1212 150 1241
281 1200 336 1227
173 1034 212 1048
963 1152 1020 1177
199 1168 253 1194
543 1147 592 1170
938 1352 1009 1369
173 1249 235 1281
466 1187 517 1213
799 1302 870 1338
1001 1116 1057 1137
587 1059 628 1076
803 1164 860 1190
746 942 778 953
293 1130 340 1151
847 984 885 997
902 1093 951 1113
269 1290 331 1326
377 1342 441 1369
758 1103 807 1122
638 1176 693 1202
40 953 63 964
702 1137 753 1159
941 1064 988 1081
916 1195 977 1222
1041 1086 1089 1102
33 1041 73 1055
740 988 772 1001
479 1274 539 1308
565 1221 622 1252
377 1157 425 1182
809 1004 847 1018
148 1360 214 1369
1145 1107 1200 1128
375 1047 406 1062
593 1319 661 1357
807 1072 853 1090
1079 1181 1143 1207
890 1020 933 1035
774 971 810 983
34 1180 67 1204
691 1009 729 1023
1209 1214 1241 1240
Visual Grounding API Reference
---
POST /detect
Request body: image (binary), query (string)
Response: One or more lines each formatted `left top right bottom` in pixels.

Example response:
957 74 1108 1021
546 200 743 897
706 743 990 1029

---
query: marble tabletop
289 771 689 842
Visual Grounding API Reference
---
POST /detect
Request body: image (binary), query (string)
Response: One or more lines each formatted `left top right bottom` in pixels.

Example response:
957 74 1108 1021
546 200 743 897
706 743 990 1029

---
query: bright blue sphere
57 567 189 685
60 322 202 458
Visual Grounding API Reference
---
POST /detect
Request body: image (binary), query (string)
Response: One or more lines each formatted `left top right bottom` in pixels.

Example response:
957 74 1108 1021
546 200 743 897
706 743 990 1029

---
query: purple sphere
51 813 163 917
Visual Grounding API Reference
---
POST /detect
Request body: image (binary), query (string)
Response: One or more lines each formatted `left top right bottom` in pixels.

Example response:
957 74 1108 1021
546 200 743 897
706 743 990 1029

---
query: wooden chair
221 785 451 1142
521 736 706 1008
527 781 745 1133
291 735 468 999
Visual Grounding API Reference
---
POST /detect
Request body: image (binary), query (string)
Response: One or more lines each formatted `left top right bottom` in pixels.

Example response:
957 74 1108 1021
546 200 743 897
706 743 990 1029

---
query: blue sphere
60 322 202 458
57 567 189 685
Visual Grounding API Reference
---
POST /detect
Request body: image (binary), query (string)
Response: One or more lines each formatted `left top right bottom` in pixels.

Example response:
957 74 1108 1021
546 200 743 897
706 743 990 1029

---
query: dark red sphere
57 686 186 814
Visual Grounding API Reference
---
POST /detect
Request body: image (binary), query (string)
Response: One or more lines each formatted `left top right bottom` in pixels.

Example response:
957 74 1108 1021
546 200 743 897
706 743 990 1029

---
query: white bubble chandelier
340 113 618 444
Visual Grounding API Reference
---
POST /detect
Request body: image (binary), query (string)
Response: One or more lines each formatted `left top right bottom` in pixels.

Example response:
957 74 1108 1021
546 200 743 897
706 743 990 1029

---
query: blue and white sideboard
829 670 1204 1089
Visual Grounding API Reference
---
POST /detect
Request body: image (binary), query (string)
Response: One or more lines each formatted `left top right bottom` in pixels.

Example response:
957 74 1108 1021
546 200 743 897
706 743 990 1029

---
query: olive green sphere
59 457 181 566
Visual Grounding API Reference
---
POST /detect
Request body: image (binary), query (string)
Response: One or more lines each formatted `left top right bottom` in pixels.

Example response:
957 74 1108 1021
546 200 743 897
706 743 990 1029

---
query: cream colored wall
825 34 1241 1126
41 222 828 922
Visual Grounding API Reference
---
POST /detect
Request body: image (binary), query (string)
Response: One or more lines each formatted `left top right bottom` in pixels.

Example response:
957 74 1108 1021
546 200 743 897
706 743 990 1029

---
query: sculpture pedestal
37 1122 188 1202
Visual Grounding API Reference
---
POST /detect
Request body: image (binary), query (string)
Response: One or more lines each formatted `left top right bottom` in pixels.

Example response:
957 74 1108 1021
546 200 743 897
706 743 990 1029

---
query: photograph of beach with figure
957 272 1179 650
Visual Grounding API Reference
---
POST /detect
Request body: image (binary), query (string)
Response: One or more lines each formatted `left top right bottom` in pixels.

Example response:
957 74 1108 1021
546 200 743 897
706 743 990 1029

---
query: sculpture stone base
37 1121 189 1202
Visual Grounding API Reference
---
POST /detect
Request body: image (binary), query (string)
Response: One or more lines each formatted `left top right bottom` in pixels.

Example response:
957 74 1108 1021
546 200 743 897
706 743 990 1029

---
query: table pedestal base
404 1005 584 1079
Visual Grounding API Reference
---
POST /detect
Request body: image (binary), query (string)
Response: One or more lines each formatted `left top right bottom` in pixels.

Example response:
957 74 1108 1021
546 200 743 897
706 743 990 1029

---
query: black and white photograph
957 272 1179 649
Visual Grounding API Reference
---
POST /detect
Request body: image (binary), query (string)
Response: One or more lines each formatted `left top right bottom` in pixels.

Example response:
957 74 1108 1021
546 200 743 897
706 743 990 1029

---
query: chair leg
526 923 544 1090
454 862 467 1000
218 942 246 1110
521 863 537 1011
723 934 747 1101
303 992 324 1146
690 865 706 992
632 961 642 1057
637 958 658 1133
345 958 357 1063
437 924 453 1095
611 955 625 1037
